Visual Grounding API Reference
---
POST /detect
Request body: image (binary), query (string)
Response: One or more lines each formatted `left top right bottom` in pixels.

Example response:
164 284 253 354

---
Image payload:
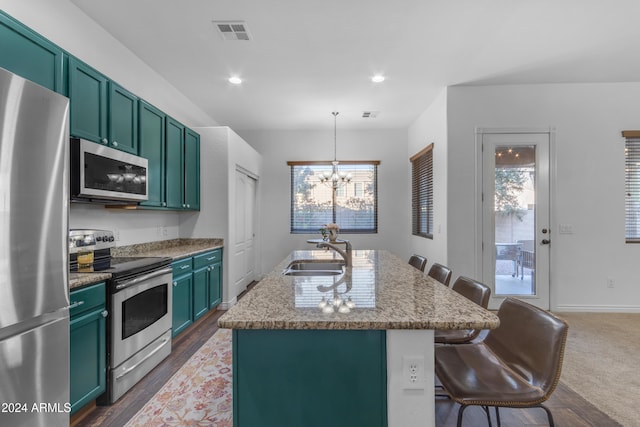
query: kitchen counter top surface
218 249 499 330
69 238 224 290
111 238 223 260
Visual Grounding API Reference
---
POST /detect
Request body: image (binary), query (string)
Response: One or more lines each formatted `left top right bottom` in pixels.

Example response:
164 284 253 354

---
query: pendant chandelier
320 112 352 190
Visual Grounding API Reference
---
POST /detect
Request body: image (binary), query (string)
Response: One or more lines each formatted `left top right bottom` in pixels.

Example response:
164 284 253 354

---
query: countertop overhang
218 249 500 330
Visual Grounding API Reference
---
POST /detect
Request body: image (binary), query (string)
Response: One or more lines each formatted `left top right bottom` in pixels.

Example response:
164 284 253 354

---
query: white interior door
481 132 551 309
234 170 256 294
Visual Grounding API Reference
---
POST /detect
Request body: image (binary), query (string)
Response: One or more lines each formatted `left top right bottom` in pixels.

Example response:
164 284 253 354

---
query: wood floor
74 283 620 427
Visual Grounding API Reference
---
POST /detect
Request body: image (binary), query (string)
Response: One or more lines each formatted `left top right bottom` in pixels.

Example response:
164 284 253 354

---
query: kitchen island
218 249 499 427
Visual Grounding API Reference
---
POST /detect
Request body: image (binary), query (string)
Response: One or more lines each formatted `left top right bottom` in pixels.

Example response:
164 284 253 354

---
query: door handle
541 239 551 245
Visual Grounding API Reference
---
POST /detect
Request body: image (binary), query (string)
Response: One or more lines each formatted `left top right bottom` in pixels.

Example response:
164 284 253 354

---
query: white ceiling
70 0 640 130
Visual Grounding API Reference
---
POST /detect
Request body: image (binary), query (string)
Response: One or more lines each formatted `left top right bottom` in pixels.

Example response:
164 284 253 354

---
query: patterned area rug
125 328 233 427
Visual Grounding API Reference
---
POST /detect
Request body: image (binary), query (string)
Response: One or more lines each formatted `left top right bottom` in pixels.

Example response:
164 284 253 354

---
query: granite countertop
218 249 499 330
69 238 224 290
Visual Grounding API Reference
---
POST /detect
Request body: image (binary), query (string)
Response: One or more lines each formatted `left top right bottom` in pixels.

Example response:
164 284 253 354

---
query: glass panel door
482 132 550 309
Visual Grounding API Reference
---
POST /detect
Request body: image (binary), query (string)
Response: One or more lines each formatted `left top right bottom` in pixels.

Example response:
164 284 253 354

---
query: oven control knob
108 236 115 242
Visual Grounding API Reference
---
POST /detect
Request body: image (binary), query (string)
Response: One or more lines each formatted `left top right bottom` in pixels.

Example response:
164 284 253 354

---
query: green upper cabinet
69 57 139 154
184 128 200 210
108 82 138 154
139 101 166 208
0 12 65 94
69 57 108 144
165 117 185 209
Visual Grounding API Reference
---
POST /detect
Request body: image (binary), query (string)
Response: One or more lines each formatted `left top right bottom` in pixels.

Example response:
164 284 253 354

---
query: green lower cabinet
69 282 107 415
233 329 387 427
172 273 193 337
192 267 209 320
172 250 223 338
208 262 222 309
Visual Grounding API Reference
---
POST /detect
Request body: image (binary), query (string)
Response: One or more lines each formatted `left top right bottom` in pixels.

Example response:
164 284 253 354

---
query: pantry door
233 169 257 295
481 131 551 310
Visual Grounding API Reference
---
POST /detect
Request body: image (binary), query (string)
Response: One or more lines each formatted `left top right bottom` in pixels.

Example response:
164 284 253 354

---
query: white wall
239 129 409 273
447 83 640 312
0 1 222 244
407 88 448 270
185 127 263 306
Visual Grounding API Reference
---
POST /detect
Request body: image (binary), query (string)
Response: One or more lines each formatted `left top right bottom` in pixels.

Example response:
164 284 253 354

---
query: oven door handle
114 336 170 381
115 267 173 290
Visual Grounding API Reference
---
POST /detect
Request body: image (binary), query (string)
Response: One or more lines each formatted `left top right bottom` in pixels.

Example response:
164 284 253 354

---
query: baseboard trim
554 304 640 313
220 298 237 310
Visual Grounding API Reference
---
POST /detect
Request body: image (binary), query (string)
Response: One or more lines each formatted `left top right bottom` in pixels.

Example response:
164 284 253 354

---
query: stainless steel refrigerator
0 67 70 426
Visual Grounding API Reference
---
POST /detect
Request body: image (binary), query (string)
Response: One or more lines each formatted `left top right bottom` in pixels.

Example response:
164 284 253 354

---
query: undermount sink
282 260 345 276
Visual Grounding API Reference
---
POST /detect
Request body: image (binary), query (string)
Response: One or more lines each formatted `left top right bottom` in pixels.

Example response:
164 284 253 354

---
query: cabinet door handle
206 257 215 261
187 204 190 208
68 300 85 310
173 281 177 286
180 265 190 270
112 140 118 147
101 138 108 145
101 310 108 318
162 202 167 207
182 204 186 208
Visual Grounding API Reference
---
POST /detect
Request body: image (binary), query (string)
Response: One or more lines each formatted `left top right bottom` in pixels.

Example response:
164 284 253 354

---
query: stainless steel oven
70 229 173 403
110 266 173 402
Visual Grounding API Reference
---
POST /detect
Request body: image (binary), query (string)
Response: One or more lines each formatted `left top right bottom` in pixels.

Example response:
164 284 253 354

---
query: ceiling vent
362 111 379 118
213 21 251 41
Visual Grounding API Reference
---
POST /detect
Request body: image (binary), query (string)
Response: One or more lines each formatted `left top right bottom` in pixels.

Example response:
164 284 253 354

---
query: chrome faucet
316 240 352 267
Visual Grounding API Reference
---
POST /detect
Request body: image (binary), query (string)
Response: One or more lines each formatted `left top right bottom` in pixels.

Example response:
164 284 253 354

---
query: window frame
622 131 640 243
411 143 434 239
288 160 380 234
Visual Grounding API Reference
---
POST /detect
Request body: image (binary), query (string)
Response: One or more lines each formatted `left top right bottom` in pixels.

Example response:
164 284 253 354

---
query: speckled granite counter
218 249 499 330
69 238 224 290
69 272 112 290
111 238 223 260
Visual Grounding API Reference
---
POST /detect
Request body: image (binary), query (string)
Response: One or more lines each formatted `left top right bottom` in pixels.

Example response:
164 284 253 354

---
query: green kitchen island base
233 329 388 427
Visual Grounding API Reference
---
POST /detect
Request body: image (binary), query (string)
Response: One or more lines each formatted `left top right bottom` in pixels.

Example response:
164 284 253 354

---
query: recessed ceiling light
228 76 243 85
371 75 385 83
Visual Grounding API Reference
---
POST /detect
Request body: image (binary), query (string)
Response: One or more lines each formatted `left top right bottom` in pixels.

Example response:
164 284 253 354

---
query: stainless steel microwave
70 138 148 203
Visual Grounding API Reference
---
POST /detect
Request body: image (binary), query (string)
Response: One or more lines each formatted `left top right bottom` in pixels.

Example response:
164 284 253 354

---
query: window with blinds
411 144 434 239
288 161 378 233
623 131 640 242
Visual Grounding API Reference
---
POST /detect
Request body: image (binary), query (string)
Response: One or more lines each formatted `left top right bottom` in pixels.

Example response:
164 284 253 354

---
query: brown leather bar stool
427 262 452 286
434 277 491 344
408 254 427 272
435 297 569 427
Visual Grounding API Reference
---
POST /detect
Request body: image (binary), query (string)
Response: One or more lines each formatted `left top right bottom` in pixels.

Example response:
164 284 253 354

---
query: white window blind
411 144 434 239
288 161 379 233
623 131 640 242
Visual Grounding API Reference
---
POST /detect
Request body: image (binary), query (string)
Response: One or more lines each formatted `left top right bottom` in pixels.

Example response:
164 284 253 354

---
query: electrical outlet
607 278 615 288
162 226 168 237
402 356 425 390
